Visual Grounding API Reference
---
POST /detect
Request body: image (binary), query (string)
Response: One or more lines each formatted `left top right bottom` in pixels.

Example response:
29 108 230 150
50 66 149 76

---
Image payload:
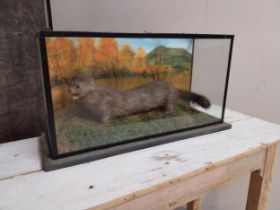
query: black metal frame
38 31 234 169
44 0 53 29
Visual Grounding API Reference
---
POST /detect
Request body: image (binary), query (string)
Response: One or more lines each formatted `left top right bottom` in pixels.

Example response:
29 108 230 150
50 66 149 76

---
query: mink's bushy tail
177 89 211 109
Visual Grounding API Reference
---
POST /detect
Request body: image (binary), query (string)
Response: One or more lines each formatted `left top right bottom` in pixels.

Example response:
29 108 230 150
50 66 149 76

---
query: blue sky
116 38 193 54
67 37 193 54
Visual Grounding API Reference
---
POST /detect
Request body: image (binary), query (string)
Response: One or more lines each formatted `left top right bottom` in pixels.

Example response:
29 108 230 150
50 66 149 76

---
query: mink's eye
76 85 80 89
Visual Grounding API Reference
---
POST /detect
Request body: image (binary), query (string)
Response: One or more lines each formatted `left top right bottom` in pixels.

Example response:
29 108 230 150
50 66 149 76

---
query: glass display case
38 31 234 170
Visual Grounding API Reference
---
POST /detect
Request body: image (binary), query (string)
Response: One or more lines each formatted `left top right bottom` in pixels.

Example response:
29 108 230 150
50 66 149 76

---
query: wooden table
0 110 280 210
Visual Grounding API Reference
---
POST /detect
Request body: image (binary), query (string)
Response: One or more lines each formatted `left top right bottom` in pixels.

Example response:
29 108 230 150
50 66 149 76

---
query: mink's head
69 75 96 100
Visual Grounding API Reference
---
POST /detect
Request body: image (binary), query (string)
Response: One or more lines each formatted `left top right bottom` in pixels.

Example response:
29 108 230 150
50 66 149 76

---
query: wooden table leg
187 198 202 210
246 145 277 210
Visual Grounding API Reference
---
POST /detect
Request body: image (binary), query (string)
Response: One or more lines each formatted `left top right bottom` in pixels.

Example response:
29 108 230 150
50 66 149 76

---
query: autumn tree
77 38 95 71
95 38 118 76
46 38 76 84
118 44 134 75
45 39 57 82
132 47 148 74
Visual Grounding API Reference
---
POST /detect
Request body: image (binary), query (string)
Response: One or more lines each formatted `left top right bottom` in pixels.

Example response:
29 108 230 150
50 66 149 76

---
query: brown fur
68 76 210 124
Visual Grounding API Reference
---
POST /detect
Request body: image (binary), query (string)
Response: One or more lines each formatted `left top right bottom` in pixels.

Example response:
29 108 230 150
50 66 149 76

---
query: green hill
146 46 192 71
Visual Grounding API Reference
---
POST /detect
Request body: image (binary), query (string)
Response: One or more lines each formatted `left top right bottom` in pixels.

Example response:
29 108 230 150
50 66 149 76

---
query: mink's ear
78 72 91 80
76 73 95 84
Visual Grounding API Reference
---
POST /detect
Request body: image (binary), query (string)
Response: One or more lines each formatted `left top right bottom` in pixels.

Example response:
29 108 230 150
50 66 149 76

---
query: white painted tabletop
0 109 280 210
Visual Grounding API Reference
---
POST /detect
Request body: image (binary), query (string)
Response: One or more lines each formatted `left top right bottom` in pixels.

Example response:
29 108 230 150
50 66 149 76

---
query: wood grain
187 198 202 210
90 151 265 210
0 112 280 210
246 145 277 210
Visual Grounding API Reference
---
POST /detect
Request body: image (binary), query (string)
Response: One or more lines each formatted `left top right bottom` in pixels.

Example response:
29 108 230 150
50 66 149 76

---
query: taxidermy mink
68 76 210 124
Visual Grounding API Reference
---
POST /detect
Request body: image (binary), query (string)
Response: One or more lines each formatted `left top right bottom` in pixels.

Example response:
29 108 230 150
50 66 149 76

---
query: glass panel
191 38 231 119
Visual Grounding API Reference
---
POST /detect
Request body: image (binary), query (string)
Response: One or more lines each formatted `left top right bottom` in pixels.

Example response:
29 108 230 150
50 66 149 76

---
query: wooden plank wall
0 0 48 142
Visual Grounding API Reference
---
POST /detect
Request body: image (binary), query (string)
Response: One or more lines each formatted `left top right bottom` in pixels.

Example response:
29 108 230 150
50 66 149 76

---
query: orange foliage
118 44 134 71
46 38 76 83
77 38 95 70
95 38 118 71
45 37 175 80
132 48 148 73
45 39 56 81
